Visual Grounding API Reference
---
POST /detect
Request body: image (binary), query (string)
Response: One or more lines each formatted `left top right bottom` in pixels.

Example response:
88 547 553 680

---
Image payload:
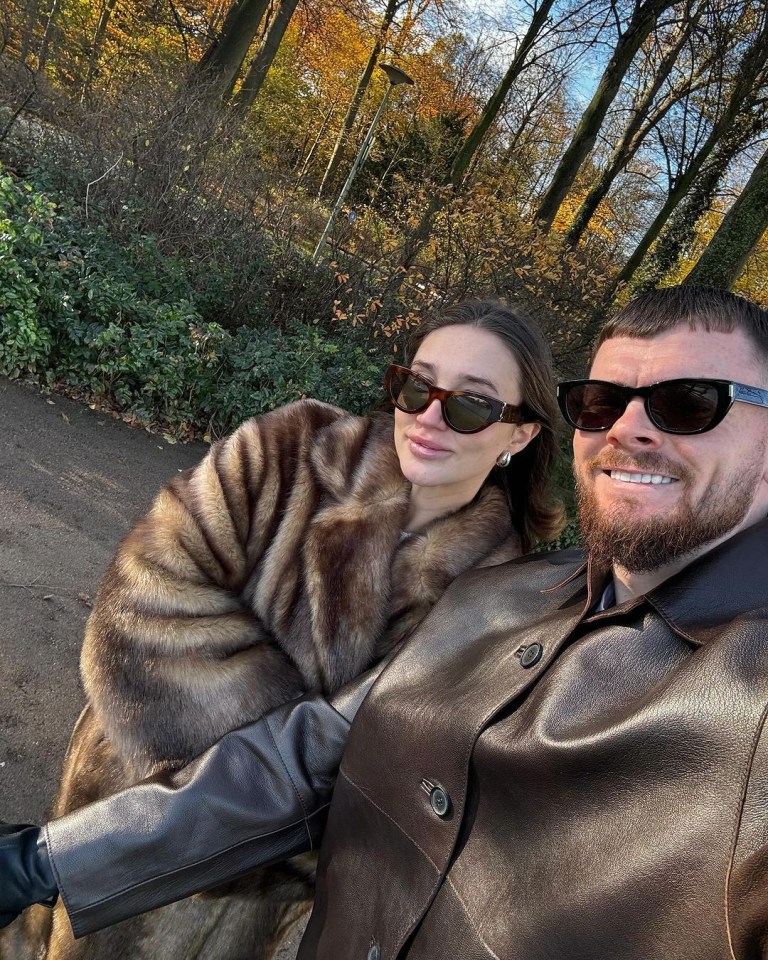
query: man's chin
580 510 752 574
577 499 694 572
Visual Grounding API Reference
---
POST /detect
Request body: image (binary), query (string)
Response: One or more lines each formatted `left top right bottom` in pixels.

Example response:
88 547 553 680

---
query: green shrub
0 164 393 438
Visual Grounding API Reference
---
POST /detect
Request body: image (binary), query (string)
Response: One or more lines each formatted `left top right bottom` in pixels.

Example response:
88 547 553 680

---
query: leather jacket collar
555 515 768 647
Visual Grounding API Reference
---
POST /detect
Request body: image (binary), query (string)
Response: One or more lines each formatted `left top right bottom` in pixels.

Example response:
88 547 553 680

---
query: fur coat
29 399 521 960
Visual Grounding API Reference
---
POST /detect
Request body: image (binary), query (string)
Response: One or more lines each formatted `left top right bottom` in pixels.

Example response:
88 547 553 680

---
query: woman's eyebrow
412 360 499 394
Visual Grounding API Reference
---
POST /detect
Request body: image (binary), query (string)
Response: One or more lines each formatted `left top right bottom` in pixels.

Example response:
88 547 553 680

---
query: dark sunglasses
385 364 532 434
557 378 768 435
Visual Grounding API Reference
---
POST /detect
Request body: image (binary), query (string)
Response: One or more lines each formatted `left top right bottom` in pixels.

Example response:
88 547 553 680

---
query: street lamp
313 62 415 262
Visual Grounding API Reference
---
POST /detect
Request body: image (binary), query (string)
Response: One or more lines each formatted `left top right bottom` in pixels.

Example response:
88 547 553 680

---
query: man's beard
576 451 762 573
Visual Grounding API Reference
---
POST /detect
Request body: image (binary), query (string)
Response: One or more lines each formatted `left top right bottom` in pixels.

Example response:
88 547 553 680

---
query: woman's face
393 324 541 512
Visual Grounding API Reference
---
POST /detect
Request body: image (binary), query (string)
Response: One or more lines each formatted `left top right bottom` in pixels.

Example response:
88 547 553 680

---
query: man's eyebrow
412 360 499 394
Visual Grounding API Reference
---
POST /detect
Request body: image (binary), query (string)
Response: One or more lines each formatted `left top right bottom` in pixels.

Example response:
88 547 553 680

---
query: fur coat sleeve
80 399 520 778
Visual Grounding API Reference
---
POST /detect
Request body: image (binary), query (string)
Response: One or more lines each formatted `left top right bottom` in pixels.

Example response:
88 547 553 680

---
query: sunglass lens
567 382 627 430
649 381 720 432
444 395 493 432
395 371 431 412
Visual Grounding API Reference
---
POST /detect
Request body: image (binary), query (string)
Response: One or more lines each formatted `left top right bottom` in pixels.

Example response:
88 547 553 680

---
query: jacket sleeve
44 671 374 939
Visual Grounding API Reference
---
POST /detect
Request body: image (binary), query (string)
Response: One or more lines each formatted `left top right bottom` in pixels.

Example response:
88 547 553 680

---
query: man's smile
605 470 676 486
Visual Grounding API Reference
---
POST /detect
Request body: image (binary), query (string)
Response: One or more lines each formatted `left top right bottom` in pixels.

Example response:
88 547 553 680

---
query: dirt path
0 376 205 822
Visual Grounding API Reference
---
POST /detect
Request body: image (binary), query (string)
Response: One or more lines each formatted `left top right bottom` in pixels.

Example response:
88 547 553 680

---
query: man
3 285 768 959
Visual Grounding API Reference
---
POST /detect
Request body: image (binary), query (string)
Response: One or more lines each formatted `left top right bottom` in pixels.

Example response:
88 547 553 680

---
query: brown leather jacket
300 517 768 959
47 518 768 959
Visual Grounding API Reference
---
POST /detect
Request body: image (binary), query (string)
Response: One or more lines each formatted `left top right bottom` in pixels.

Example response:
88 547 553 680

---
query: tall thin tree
611 14 768 290
684 144 768 289
80 0 119 101
393 0 559 275
535 0 677 229
232 0 300 114
317 0 405 197
566 5 703 245
190 0 270 101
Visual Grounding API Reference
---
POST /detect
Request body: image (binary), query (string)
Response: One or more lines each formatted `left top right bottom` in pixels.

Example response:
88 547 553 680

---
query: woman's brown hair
406 299 565 552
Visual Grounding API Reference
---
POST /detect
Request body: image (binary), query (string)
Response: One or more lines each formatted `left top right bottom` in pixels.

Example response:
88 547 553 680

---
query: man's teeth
609 470 673 485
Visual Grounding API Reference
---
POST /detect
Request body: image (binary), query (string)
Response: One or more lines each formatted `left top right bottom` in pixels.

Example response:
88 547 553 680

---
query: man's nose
604 397 663 449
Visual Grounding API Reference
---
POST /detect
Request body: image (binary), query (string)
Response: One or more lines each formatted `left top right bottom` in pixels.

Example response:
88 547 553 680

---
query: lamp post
313 62 414 262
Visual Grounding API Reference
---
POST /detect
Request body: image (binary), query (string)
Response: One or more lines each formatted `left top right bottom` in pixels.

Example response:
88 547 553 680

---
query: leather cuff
0 824 58 913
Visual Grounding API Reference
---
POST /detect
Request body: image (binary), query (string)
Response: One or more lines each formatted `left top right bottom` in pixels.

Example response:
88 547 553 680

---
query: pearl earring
496 450 512 468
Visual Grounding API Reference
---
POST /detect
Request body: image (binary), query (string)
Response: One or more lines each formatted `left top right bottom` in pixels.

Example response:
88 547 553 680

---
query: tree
631 115 768 291
189 0 270 101
80 0 119 101
358 107 469 207
37 0 63 70
565 3 706 245
534 0 677 230
611 10 768 291
391 0 560 275
684 144 768 288
317 0 407 197
232 0 300 114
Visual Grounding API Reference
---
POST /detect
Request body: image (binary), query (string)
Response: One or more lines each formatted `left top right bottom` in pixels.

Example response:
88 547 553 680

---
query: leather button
429 786 451 818
367 944 381 960
520 642 543 668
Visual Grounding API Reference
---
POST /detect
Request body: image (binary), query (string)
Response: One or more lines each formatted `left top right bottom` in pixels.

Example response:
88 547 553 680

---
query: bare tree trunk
612 17 768 291
392 0 557 276
232 0 299 114
297 98 340 181
19 0 42 63
684 144 768 289
317 0 400 198
633 117 765 291
535 0 676 230
80 0 119 101
565 10 698 245
189 0 270 102
450 0 557 190
37 0 62 71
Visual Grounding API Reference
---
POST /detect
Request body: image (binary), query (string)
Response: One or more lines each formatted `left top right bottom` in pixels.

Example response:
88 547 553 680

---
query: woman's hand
0 823 57 927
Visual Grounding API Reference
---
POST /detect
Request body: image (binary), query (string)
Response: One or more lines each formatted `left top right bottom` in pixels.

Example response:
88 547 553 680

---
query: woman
3 299 564 959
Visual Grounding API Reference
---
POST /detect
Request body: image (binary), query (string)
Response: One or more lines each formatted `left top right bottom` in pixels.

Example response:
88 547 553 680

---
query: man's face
573 326 768 573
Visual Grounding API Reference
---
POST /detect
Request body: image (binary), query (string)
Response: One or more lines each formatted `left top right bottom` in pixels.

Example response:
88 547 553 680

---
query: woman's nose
416 398 446 428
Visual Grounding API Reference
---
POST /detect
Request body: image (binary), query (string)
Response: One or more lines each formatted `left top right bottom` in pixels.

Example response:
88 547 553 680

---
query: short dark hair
597 286 768 361
406 299 565 551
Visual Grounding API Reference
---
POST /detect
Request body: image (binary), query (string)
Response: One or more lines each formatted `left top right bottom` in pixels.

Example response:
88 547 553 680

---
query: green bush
0 164 393 437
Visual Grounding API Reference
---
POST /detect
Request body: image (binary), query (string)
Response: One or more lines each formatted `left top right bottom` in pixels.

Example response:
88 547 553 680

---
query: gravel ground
0 376 205 822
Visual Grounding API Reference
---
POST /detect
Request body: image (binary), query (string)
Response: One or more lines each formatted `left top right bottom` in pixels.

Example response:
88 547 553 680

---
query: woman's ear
509 421 541 454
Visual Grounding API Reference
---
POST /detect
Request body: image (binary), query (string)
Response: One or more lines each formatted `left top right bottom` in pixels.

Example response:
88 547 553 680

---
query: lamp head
378 62 415 87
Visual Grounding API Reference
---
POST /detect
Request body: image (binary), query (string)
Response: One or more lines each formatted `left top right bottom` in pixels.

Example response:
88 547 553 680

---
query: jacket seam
63 806 329 917
339 767 440 873
339 768 442 956
263 713 314 850
723 696 768 960
443 874 502 959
